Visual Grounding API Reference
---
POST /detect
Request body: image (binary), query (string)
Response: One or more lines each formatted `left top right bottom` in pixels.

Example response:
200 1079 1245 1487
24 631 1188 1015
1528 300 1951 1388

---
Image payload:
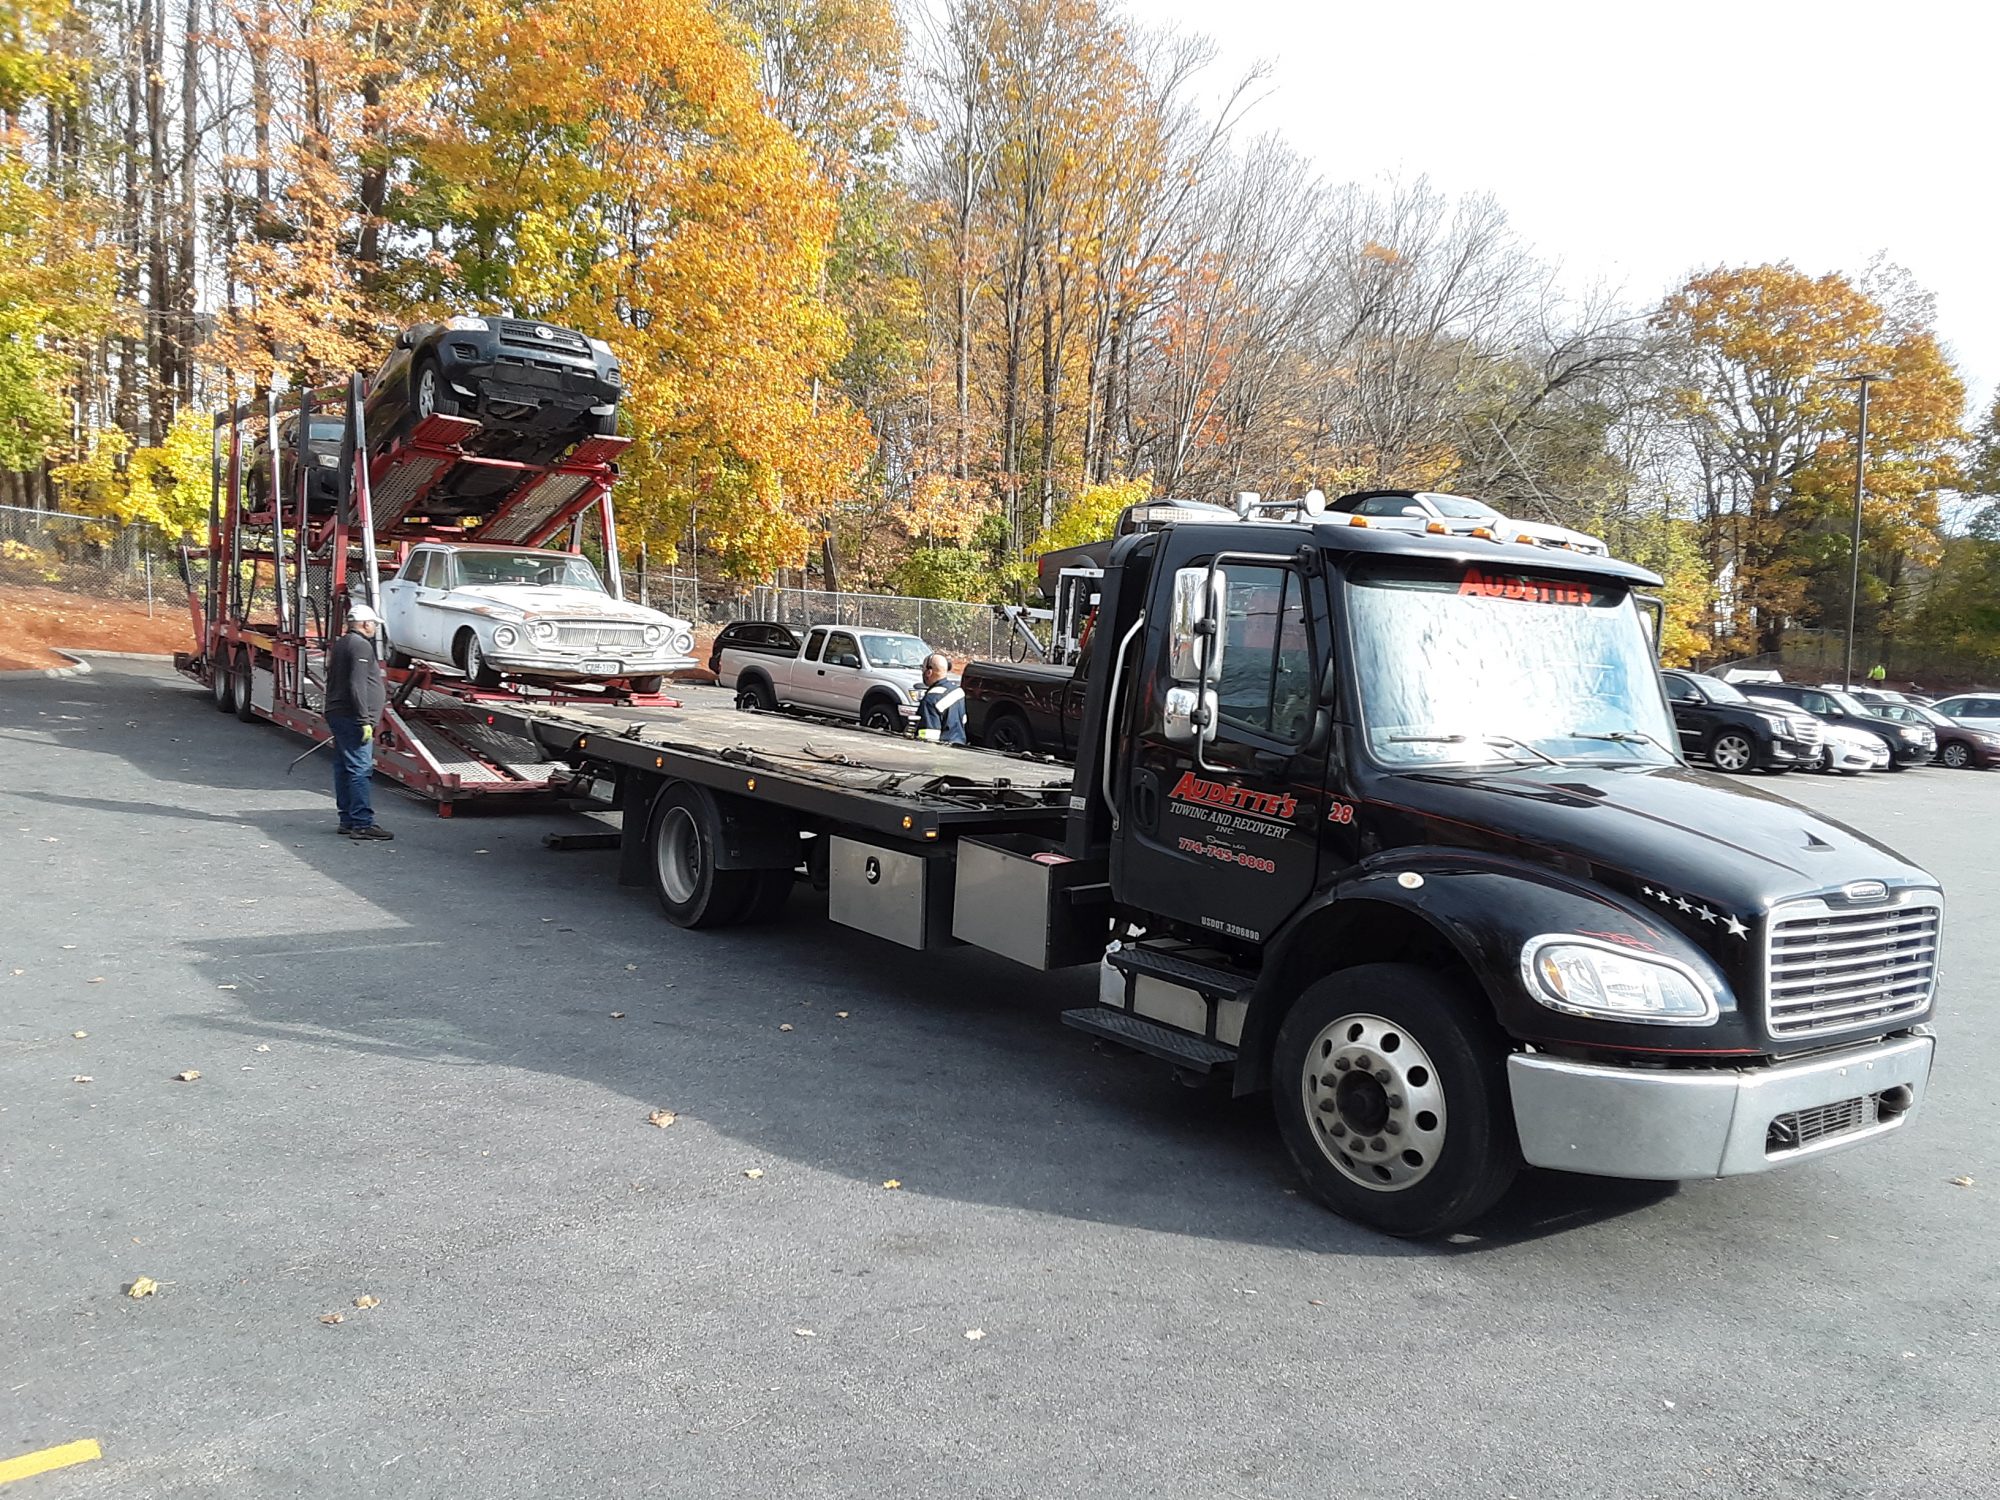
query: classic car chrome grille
553 623 649 649
1764 892 1941 1038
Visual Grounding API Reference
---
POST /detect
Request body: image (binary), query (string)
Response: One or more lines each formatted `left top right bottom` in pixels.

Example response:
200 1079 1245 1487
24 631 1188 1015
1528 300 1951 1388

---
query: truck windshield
862 634 930 669
453 551 606 591
1347 560 1675 768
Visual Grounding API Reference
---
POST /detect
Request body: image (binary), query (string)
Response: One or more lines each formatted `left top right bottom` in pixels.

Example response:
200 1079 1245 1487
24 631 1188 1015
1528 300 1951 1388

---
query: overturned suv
364 315 622 461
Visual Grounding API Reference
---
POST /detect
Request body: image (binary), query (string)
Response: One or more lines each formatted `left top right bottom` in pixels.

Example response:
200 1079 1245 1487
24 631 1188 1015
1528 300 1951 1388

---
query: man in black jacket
326 603 392 840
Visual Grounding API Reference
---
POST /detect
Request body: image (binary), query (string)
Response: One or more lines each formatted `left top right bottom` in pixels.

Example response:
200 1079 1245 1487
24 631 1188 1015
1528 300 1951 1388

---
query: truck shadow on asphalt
7 663 1680 1254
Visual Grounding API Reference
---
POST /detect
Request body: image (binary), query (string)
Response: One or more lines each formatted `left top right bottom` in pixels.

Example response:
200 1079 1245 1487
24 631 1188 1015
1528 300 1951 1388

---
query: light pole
1840 371 1890 690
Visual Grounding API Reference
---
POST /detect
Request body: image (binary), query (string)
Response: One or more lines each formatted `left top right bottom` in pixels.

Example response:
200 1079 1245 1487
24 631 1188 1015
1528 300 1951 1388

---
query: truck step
1107 944 1256 1001
1061 1007 1237 1073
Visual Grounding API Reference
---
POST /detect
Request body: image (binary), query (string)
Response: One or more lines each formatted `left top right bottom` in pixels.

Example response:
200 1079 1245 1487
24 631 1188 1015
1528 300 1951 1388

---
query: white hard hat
348 603 381 624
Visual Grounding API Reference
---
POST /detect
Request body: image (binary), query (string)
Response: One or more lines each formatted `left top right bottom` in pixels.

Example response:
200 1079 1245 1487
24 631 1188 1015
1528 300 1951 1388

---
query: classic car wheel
457 630 503 689
626 675 665 695
385 639 412 670
1940 741 1971 769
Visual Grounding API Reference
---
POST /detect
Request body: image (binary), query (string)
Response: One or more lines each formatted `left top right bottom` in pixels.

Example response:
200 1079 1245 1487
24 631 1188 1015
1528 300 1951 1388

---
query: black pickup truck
964 657 1089 755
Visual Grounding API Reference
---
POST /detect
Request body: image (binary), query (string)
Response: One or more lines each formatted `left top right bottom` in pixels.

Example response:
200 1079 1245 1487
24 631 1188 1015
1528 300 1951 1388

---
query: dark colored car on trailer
1751 683 1934 769
1659 670 1820 773
363 315 623 461
708 621 803 678
246 415 347 515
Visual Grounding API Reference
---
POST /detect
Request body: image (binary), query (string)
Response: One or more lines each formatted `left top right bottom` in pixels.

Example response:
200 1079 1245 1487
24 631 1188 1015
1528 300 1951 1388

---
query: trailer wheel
233 648 258 723
626 675 666 695
647 782 753 929
211 655 237 714
1272 964 1518 1238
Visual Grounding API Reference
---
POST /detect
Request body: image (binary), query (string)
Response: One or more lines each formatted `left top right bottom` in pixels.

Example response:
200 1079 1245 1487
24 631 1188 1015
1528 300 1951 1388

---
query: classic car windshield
862 633 930 669
1348 559 1675 768
1426 494 1499 521
450 551 605 591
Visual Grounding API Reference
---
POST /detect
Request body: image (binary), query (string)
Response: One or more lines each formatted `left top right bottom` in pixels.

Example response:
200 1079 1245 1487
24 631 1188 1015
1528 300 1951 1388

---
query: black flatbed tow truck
477 514 1940 1237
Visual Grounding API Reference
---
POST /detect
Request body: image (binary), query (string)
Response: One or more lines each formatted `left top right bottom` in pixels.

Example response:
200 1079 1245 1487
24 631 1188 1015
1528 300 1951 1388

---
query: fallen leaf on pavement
8 969 20 976
794 1328 815 1338
609 1012 626 1020
778 1023 793 1032
62 944 77 950
1308 1299 1325 1307
624 964 637 971
126 1277 159 1298
1948 1175 1975 1187
172 1070 201 1082
319 1312 344 1326
88 977 104 984
353 1295 380 1310
835 1011 849 1019
254 1044 271 1053
217 984 238 991
71 1075 93 1084
882 1179 902 1190
72 1030 88 1038
647 1110 677 1128
964 1329 985 1341
742 1168 764 1179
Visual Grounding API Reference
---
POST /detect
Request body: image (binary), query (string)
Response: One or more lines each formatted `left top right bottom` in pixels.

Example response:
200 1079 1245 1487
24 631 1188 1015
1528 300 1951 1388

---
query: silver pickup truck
717 623 933 732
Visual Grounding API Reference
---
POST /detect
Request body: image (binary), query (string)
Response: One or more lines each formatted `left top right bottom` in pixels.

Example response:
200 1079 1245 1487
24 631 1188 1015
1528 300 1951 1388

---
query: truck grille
1764 891 1941 1038
1766 1093 1881 1154
553 623 648 649
1787 716 1822 748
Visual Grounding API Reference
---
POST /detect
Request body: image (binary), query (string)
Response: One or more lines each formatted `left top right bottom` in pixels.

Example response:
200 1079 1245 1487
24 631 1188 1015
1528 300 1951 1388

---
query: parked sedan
1750 699 1888 774
1328 489 1609 555
1866 700 2000 769
1929 693 2000 733
1751 683 1934 769
380 541 695 693
364 315 622 460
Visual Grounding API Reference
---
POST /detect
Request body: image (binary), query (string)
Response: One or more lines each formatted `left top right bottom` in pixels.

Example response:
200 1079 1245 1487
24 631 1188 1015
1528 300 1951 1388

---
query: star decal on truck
1640 886 1751 940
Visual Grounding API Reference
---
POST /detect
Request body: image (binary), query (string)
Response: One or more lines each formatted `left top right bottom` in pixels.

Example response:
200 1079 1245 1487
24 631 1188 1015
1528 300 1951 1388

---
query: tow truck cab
1060 518 1939 1235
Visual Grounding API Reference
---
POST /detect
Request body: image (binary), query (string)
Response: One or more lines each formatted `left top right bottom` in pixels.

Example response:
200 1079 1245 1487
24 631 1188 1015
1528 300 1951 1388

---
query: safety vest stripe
934 688 965 711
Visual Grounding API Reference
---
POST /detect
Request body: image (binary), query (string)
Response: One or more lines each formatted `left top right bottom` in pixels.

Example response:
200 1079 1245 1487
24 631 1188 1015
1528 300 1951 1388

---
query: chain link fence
0 505 190 616
748 585 1005 662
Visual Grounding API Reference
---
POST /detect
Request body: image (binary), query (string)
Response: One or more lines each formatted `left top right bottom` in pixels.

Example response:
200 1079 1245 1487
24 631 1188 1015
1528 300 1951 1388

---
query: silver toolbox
828 835 955 950
952 835 1109 970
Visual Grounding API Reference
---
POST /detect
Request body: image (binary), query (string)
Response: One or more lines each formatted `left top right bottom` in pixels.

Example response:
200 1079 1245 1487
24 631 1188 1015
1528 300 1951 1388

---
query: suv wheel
1708 730 1755 773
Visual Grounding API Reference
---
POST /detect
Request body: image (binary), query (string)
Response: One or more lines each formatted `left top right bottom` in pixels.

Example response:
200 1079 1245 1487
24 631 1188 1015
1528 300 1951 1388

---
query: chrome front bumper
1508 1029 1934 1180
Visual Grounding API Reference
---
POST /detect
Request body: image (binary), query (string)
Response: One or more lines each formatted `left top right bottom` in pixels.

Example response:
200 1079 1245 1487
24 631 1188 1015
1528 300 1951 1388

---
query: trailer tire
211 655 237 714
984 710 1034 754
1272 963 1519 1238
647 781 753 929
233 648 258 723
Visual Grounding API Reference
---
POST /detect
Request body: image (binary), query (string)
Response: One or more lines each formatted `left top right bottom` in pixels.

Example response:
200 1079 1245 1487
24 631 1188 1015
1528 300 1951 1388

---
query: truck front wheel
646 781 753 929
1273 964 1519 1237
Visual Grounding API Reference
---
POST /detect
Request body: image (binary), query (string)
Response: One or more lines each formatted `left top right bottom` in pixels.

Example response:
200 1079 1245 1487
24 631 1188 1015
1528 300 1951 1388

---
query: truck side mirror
1635 593 1663 661
1169 566 1227 685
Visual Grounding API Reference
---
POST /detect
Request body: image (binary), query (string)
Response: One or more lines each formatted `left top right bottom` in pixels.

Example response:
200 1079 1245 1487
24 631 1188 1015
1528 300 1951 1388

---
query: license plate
582 659 620 675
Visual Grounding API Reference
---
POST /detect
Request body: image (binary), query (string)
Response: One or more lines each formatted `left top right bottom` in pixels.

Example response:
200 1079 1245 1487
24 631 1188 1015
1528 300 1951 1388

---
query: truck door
812 630 867 714
1114 555 1330 945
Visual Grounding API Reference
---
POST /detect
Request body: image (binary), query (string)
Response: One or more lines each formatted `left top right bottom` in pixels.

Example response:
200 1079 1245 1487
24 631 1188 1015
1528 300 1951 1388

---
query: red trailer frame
177 373 674 812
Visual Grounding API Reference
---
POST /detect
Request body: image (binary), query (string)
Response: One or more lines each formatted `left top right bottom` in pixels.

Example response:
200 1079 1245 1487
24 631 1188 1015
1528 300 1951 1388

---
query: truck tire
211 655 237 714
859 697 903 734
1706 729 1755 773
233 648 259 723
1272 963 1519 1238
738 867 796 925
736 676 775 712
646 781 753 929
984 710 1034 754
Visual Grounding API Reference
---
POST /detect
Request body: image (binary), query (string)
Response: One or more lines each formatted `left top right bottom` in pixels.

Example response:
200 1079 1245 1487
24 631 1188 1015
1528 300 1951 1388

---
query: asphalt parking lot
3 658 1997 1499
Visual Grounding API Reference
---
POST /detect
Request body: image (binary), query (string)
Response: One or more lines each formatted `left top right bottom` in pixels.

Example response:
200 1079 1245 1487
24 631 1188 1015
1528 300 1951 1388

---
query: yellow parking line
0 1440 102 1485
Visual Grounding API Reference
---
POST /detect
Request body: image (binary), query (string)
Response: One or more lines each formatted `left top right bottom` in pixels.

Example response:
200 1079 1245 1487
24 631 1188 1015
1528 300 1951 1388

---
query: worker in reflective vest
917 653 967 745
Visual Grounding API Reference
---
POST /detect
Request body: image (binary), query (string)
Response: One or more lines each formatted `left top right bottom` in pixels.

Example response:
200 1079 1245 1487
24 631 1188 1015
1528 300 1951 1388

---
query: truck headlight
528 620 557 642
1521 938 1718 1025
642 624 664 646
906 683 923 701
492 626 519 648
443 315 489 332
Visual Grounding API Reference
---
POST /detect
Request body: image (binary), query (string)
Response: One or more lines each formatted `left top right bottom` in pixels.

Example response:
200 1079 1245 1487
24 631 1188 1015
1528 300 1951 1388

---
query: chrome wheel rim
1942 743 1968 768
464 634 487 681
1302 1012 1446 1192
1713 735 1751 771
657 806 699 904
416 366 438 419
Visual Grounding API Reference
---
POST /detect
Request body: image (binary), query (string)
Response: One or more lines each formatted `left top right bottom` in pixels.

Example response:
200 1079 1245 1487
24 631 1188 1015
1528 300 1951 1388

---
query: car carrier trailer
177 375 662 810
469 512 1943 1237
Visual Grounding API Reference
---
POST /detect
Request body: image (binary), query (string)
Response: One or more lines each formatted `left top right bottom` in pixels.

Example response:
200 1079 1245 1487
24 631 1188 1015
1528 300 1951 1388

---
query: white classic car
1328 490 1610 555
379 541 695 692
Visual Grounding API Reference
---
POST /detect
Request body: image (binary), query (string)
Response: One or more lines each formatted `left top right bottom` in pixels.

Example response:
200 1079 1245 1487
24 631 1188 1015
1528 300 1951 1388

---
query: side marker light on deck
1515 533 1537 546
747 778 757 791
1347 515 1370 527
654 756 664 768
1425 521 1448 534
902 816 913 829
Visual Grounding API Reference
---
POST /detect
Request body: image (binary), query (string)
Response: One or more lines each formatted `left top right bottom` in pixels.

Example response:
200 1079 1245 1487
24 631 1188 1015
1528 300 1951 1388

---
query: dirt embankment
0 586 192 672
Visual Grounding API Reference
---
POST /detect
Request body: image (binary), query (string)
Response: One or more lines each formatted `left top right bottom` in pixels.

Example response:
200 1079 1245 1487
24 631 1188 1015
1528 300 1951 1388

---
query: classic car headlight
672 630 694 656
1521 937 1718 1025
642 624 664 646
443 315 489 331
492 625 519 648
528 619 557 642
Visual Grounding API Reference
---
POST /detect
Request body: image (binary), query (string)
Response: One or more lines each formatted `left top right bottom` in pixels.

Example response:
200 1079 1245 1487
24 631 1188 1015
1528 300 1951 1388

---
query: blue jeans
327 715 376 830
